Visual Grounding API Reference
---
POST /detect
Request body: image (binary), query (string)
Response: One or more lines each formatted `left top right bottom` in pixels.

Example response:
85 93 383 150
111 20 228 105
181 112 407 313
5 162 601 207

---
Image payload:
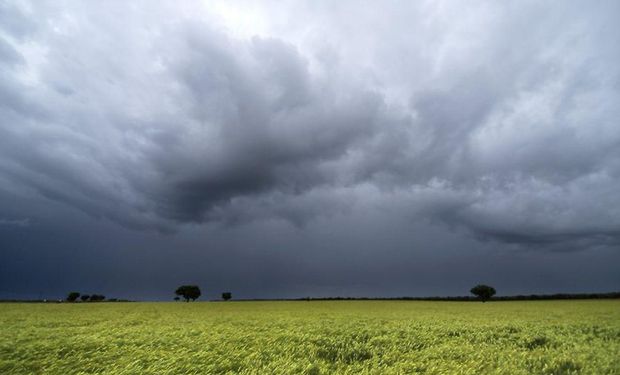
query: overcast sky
1 1 619 300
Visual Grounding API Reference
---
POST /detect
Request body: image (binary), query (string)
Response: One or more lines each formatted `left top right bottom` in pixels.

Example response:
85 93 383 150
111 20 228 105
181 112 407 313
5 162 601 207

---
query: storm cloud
0 1 619 299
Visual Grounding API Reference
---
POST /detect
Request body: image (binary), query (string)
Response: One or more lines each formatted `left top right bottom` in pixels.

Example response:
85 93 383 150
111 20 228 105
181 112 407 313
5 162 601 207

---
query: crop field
1 300 619 374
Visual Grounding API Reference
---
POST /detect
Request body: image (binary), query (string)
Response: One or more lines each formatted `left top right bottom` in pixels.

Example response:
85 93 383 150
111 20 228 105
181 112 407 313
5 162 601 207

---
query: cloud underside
0 1 619 250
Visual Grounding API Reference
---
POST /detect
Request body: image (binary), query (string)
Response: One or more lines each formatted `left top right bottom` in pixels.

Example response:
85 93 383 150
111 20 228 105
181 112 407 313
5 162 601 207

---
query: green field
1 300 619 374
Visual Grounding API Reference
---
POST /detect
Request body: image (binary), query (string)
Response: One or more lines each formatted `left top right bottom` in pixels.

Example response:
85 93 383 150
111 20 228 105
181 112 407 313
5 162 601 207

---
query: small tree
174 296 180 301
470 284 496 302
222 292 232 301
80 295 90 302
66 292 80 302
175 285 201 302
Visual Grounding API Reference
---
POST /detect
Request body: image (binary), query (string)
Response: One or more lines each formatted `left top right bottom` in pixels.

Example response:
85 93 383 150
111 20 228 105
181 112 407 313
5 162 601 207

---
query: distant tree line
286 291 620 302
3 286 618 303
66 292 108 302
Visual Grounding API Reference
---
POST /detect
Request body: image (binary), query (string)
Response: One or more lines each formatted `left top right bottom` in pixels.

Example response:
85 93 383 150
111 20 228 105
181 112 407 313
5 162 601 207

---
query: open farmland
1 300 619 374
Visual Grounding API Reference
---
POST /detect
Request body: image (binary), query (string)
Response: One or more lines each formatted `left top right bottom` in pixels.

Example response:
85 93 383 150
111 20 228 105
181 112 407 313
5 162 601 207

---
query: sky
1 0 619 300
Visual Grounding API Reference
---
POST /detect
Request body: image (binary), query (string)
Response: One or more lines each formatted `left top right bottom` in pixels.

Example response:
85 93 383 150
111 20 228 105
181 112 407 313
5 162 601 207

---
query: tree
175 285 201 302
470 284 496 302
89 294 105 302
174 297 180 301
66 292 80 302
80 295 90 302
222 292 232 301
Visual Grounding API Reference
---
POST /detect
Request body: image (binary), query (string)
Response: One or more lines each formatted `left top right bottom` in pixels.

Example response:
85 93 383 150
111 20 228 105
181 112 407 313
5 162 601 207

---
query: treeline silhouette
2 291 618 303
237 291 620 302
66 292 114 302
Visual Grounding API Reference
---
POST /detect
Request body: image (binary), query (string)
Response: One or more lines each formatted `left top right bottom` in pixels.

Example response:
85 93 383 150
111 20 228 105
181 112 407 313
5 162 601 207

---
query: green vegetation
1 300 619 374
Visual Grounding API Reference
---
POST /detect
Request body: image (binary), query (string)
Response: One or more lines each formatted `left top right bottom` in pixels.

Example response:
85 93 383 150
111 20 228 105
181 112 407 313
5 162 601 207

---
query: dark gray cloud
0 1 619 298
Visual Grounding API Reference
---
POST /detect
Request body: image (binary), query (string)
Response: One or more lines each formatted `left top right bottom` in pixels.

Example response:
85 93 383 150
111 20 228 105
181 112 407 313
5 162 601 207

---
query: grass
1 300 619 374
